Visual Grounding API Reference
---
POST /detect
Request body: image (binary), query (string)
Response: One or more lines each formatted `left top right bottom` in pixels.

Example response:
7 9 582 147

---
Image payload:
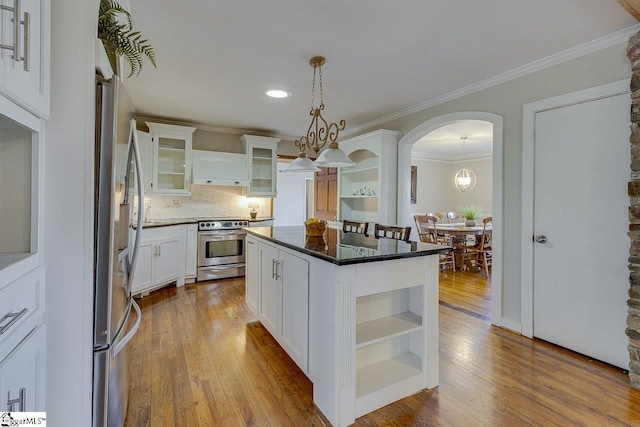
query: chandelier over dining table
453 136 477 192
284 56 355 172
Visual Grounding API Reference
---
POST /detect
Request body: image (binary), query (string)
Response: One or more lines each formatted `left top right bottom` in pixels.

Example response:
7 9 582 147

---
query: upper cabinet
146 122 196 195
240 135 280 197
338 129 400 226
0 0 50 119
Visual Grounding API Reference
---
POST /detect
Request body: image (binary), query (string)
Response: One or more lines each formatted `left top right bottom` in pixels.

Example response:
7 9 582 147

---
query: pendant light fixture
453 136 477 192
284 56 354 172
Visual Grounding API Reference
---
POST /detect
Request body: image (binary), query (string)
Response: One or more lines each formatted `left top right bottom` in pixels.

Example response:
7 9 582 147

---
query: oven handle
200 263 245 271
198 230 246 236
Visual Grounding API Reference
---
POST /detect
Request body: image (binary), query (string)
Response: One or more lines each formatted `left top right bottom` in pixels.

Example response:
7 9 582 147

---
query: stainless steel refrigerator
93 74 145 427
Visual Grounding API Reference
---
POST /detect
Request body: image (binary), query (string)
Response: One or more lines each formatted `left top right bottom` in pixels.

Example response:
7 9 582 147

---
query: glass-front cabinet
240 135 280 197
146 122 196 195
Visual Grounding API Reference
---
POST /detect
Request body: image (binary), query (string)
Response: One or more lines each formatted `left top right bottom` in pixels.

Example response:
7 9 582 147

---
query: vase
465 219 476 227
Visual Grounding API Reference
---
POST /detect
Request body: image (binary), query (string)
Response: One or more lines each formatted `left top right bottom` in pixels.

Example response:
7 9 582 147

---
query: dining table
434 223 492 269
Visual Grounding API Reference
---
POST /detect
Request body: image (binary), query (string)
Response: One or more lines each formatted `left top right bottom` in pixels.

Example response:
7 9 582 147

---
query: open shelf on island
356 352 422 399
356 312 422 348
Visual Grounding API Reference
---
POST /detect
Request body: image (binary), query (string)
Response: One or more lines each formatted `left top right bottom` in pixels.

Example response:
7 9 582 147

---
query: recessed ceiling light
266 89 290 99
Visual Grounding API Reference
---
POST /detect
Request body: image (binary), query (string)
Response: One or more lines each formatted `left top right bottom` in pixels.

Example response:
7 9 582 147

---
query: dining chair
427 212 445 223
374 224 412 242
446 211 464 224
343 220 369 236
464 216 492 276
414 215 436 242
414 215 455 270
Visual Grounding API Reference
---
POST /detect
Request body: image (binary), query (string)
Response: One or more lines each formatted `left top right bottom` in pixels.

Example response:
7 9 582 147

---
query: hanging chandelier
284 56 355 172
453 136 477 192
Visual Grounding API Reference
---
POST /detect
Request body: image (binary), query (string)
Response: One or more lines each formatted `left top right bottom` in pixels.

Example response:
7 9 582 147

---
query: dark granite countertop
245 226 450 266
136 217 274 229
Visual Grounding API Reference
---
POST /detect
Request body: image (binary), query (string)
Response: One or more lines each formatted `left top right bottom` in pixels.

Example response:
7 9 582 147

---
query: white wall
273 162 315 226
411 157 492 217
370 41 630 326
44 1 98 425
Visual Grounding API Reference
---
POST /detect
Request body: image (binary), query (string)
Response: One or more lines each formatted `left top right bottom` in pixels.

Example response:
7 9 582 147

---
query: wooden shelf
355 352 422 399
356 312 422 348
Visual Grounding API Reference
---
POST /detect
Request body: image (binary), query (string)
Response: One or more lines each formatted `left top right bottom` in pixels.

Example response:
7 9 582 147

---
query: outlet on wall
172 199 181 206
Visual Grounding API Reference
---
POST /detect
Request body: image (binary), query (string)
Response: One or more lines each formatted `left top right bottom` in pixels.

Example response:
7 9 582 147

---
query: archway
397 111 505 326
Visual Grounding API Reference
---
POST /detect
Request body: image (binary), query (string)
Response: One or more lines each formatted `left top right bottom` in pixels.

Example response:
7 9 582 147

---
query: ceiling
124 1 637 144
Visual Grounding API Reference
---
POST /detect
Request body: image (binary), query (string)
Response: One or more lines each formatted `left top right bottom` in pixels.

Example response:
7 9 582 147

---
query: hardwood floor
124 270 640 426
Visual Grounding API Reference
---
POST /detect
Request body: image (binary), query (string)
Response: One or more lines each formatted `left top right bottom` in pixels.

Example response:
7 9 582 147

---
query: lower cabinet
256 239 309 373
132 225 185 297
0 325 46 411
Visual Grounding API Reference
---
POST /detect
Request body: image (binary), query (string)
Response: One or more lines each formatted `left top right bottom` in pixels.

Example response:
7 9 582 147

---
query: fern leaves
98 0 156 77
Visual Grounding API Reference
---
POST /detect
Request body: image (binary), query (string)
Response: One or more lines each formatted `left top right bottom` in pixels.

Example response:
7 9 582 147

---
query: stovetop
197 219 249 231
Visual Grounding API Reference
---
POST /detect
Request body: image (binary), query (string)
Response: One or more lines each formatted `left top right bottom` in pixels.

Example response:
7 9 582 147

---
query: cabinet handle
247 240 254 245
272 259 276 279
7 387 26 411
22 9 29 71
158 245 161 257
0 0 30 71
0 308 28 335
274 260 281 280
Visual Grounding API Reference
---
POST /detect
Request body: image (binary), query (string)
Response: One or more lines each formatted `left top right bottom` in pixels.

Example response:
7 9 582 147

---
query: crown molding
344 24 640 137
412 151 493 162
134 115 297 141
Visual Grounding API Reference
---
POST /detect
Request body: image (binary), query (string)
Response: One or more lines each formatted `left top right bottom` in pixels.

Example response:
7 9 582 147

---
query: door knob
534 235 547 244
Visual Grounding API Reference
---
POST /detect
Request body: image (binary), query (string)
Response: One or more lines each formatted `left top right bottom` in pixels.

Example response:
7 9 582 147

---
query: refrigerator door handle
112 299 141 358
126 118 145 290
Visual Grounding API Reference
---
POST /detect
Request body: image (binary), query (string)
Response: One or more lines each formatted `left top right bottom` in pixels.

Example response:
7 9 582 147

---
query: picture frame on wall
410 165 417 204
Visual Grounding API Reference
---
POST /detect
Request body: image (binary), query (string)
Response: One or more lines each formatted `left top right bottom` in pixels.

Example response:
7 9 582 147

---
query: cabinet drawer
0 324 46 411
0 267 44 363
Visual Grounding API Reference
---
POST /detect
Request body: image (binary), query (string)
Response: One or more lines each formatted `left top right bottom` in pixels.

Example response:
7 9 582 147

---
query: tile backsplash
135 185 271 220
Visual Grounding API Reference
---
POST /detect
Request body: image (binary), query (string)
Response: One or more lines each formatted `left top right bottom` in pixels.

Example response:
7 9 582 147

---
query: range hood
192 150 250 187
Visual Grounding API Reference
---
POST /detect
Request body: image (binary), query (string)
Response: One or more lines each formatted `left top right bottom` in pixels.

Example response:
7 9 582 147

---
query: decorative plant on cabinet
97 0 156 77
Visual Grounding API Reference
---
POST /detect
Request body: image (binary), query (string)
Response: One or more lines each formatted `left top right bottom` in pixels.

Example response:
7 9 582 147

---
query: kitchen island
244 226 448 427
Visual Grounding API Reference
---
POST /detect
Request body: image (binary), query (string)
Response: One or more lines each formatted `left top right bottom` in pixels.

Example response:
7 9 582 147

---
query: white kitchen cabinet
0 324 45 411
258 240 309 372
132 225 185 297
240 135 280 197
245 235 259 315
184 223 197 282
191 150 249 187
1 0 50 119
338 129 399 226
146 122 196 195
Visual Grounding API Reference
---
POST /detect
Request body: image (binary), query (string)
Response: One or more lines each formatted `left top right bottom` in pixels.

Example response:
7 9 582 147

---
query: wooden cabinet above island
245 226 448 426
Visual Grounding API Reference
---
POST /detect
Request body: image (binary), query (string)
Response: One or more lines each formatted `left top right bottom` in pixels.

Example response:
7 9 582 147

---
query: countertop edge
245 227 450 266
135 217 275 229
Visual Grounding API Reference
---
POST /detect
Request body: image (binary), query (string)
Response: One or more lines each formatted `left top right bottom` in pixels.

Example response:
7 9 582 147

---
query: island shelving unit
244 226 446 426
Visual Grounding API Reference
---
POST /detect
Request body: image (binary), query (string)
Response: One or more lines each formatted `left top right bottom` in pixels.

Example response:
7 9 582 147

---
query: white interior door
530 87 629 368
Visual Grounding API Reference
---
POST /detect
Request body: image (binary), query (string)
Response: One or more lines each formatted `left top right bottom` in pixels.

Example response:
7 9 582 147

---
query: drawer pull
0 308 28 335
7 387 26 411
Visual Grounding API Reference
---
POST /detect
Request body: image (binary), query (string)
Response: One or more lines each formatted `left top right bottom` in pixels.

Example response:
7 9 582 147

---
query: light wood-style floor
124 270 640 426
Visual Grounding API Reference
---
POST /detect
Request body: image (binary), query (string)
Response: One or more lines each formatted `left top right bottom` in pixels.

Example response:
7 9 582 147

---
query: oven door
197 230 245 267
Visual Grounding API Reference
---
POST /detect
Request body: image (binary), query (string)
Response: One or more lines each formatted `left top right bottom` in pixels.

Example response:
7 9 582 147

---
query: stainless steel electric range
196 219 248 281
